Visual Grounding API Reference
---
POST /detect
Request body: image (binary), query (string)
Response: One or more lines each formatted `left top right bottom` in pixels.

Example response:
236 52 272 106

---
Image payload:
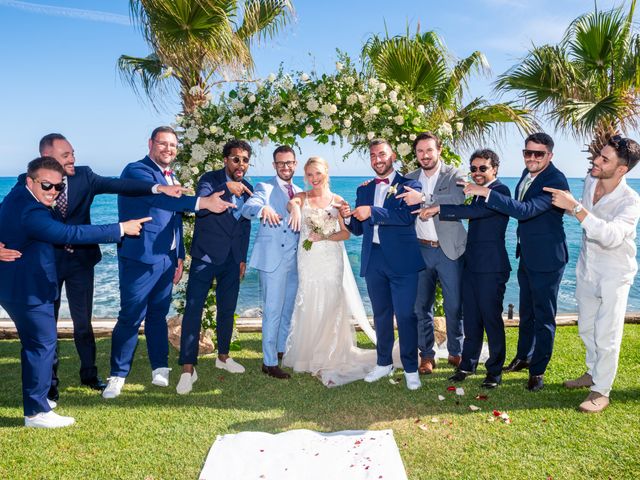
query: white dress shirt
415 165 440 241
577 175 640 283
372 171 396 244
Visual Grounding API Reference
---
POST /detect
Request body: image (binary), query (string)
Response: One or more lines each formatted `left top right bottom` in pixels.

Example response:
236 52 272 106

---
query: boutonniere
386 184 399 199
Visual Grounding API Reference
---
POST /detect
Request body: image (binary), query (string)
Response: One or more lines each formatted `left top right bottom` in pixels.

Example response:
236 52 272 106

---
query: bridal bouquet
302 209 338 250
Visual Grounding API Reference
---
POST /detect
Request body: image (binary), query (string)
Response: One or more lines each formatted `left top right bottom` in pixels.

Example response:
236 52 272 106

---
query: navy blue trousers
365 244 419 373
516 263 565 376
2 301 56 416
459 270 510 377
179 255 240 364
110 253 176 377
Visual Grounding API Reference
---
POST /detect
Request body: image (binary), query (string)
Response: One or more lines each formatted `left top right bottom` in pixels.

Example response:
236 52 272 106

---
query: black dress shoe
277 352 284 361
503 358 530 373
527 374 544 392
481 374 502 389
448 370 469 382
47 387 59 402
81 377 107 391
262 364 291 379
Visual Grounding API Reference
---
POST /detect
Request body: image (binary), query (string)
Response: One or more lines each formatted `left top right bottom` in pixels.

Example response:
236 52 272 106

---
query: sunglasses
470 165 491 173
228 155 250 165
35 178 65 192
522 149 547 159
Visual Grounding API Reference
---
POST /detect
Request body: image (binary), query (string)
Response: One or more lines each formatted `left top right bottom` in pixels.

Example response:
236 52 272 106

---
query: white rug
200 429 408 480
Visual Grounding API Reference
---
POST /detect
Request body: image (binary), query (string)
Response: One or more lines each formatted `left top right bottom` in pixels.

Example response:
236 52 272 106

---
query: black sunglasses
522 149 547 159
470 165 491 173
35 178 65 192
228 155 250 165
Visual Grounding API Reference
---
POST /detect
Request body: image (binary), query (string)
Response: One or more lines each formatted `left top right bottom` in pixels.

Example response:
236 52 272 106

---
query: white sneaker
405 371 422 391
25 411 75 428
151 367 172 387
176 369 198 395
47 398 57 409
364 364 394 383
102 376 126 399
215 357 245 373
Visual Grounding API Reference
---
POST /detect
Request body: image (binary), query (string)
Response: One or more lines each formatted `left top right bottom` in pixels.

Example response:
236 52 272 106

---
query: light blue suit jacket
241 177 301 273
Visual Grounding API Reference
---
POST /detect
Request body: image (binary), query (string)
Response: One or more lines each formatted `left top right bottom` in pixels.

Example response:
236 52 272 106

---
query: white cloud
0 0 130 26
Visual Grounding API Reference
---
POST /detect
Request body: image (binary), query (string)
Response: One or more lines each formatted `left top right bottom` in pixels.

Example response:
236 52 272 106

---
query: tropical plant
118 0 294 113
361 28 535 153
495 0 640 161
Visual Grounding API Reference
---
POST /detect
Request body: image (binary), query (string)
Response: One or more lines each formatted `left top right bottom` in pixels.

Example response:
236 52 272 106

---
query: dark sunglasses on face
35 178 65 192
228 155 250 165
522 149 547 159
470 165 491 173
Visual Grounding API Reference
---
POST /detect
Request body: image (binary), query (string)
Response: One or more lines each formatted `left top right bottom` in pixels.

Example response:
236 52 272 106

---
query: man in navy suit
337 139 424 390
31 133 184 398
176 139 254 394
463 133 569 391
417 149 511 388
0 156 150 427
103 127 234 399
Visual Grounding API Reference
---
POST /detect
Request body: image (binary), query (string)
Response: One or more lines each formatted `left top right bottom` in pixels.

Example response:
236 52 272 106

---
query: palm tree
495 1 640 161
361 28 535 153
118 0 294 114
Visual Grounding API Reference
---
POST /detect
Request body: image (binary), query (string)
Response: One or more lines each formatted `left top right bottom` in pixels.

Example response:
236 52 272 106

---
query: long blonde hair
304 156 330 188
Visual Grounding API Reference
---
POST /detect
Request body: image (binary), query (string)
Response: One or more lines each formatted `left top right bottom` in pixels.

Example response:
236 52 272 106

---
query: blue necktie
233 195 244 220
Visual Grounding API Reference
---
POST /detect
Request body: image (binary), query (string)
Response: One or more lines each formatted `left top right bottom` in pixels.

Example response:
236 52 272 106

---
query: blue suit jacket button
281 244 285 247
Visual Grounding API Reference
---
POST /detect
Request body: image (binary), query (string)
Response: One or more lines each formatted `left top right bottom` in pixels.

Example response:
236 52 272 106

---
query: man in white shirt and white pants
544 135 640 413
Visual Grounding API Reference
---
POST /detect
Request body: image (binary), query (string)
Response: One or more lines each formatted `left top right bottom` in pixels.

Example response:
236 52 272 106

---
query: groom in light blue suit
242 146 301 379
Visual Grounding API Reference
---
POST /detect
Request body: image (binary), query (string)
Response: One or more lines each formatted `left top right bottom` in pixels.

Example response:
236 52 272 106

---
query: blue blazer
0 186 121 305
117 156 198 264
15 167 154 267
191 168 253 265
439 180 511 273
241 177 301 272
485 162 569 272
347 173 424 277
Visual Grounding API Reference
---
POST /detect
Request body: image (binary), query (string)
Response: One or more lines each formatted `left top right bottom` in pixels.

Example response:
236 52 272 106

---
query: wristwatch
572 203 583 215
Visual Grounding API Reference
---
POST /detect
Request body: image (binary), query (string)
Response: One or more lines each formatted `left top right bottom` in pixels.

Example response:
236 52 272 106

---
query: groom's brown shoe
418 357 436 375
262 364 290 379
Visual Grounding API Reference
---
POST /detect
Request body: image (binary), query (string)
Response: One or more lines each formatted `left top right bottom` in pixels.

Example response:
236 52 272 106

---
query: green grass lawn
1 325 639 479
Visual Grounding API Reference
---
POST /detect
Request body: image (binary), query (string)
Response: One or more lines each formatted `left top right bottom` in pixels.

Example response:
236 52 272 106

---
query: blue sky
0 0 637 178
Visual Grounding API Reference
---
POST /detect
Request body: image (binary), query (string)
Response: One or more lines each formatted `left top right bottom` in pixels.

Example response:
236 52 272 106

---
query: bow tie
374 177 389 184
163 169 173 176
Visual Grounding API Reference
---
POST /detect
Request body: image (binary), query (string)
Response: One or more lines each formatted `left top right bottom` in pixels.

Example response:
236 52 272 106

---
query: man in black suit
416 149 511 388
463 133 569 391
2 133 184 399
176 139 253 394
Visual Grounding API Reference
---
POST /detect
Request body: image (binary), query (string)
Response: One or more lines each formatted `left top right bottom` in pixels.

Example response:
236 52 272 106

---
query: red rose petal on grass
492 409 502 417
447 386 456 391
475 394 488 400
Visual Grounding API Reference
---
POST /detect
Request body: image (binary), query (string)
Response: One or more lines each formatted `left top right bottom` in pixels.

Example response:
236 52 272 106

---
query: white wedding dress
283 197 378 387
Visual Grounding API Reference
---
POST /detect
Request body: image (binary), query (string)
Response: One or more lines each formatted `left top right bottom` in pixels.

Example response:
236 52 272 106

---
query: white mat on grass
199 429 407 480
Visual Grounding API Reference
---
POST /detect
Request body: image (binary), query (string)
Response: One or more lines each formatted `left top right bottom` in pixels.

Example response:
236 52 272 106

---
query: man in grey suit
241 146 302 379
399 131 467 374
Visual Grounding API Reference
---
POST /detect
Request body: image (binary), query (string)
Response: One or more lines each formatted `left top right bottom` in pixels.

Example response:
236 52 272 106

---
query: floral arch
174 56 461 189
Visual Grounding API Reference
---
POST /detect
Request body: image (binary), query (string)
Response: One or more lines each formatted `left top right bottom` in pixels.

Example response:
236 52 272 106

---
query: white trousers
575 273 631 397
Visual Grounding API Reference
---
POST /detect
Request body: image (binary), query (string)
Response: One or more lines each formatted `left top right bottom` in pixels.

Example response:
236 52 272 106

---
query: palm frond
117 53 170 108
236 0 294 44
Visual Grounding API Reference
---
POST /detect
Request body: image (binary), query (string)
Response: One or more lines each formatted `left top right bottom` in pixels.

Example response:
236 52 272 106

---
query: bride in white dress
283 157 378 387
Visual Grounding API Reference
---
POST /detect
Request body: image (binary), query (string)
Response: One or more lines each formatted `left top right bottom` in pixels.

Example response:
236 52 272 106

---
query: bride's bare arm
327 195 350 241
287 192 304 231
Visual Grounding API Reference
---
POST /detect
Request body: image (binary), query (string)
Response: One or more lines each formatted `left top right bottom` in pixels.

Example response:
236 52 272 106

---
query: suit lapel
143 156 168 185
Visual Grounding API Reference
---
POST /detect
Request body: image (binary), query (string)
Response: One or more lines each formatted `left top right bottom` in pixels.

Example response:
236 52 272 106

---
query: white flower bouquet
302 209 338 250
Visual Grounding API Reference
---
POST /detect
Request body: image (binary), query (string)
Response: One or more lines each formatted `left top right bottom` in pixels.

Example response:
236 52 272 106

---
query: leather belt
419 239 440 248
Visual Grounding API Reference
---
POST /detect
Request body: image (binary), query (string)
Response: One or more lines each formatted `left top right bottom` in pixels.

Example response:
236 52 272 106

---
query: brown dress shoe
447 355 461 368
579 391 609 413
563 373 594 389
418 357 436 375
262 364 291 379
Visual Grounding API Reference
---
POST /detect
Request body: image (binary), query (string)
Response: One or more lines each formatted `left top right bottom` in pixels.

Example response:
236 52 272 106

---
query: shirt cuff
485 190 491 202
194 197 201 211
119 223 124 237
344 217 351 225
151 184 160 194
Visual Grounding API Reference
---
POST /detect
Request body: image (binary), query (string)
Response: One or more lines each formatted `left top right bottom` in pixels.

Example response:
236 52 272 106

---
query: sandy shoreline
1 313 639 340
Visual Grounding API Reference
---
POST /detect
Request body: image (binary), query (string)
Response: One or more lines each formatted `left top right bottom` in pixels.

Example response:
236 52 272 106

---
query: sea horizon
2 175 640 318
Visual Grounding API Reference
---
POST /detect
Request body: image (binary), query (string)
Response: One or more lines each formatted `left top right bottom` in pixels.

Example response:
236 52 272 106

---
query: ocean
1 175 639 317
